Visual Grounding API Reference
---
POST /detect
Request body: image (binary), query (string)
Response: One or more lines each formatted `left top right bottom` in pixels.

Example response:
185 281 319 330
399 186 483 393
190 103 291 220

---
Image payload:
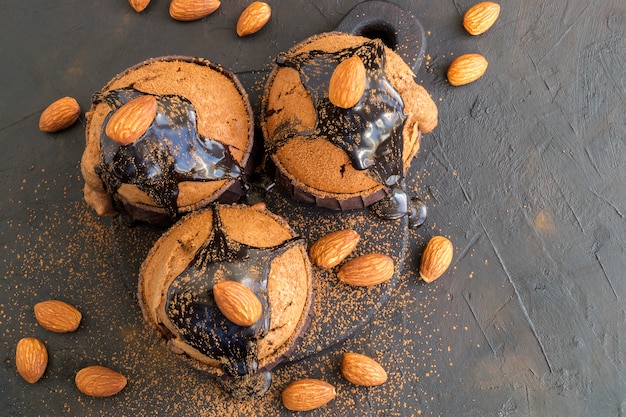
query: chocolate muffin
138 203 314 397
261 32 438 211
81 56 254 224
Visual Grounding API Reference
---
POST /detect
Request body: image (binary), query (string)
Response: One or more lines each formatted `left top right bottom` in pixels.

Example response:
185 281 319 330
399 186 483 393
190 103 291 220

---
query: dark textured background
1 1 625 416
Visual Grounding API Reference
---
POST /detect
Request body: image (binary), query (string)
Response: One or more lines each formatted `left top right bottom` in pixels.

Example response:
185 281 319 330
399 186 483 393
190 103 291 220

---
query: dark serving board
1 1 625 416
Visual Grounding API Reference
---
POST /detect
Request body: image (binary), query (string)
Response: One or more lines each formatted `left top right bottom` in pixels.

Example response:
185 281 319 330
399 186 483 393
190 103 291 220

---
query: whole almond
309 229 360 269
39 96 80 132
463 2 500 35
340 352 388 386
337 253 394 286
419 236 453 283
237 1 271 37
213 280 262 327
169 0 220 21
328 56 367 109
105 94 157 145
16 337 48 384
75 366 127 397
34 300 82 333
281 378 336 411
129 0 151 12
447 53 488 86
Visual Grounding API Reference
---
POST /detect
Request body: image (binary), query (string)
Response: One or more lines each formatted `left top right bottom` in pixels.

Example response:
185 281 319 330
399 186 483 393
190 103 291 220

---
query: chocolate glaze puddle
408 197 428 228
95 88 243 219
370 191 428 228
164 205 303 379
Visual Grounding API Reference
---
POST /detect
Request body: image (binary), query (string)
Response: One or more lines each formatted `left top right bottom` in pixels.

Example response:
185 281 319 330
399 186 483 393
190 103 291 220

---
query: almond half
75 365 127 397
16 337 48 384
337 253 395 286
309 229 360 269
419 236 454 283
39 96 80 132
213 280 262 327
447 53 488 86
105 94 157 145
169 0 221 21
328 56 367 109
236 1 271 37
340 352 388 386
34 300 82 333
463 2 500 35
281 378 336 411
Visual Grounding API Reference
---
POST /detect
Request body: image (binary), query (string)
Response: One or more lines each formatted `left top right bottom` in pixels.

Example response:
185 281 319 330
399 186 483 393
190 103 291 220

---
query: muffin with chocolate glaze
138 203 313 397
81 56 254 225
262 32 438 212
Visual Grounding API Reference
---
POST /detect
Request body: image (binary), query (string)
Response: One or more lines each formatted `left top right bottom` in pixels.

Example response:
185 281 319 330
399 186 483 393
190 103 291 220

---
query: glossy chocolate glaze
95 88 242 219
369 185 429 228
408 197 428 228
270 39 425 221
164 206 303 378
271 39 406 187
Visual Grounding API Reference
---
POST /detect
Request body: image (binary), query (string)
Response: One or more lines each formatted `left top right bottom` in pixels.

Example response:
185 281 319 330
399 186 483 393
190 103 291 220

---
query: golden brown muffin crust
138 205 313 376
82 57 253 218
263 33 438 201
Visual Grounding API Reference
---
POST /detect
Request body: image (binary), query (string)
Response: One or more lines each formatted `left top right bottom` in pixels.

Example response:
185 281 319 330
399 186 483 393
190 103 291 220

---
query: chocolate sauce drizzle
95 88 242 219
271 39 407 188
164 206 303 378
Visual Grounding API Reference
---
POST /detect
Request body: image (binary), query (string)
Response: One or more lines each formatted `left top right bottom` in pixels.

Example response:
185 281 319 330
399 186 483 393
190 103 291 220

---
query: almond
340 352 388 386
236 1 271 37
309 229 360 269
463 2 500 35
39 96 80 132
281 378 336 411
213 280 262 327
75 365 127 397
447 53 488 86
169 0 220 21
15 337 48 384
337 253 394 286
34 300 82 333
328 56 367 109
105 94 157 145
129 0 151 12
419 236 454 283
